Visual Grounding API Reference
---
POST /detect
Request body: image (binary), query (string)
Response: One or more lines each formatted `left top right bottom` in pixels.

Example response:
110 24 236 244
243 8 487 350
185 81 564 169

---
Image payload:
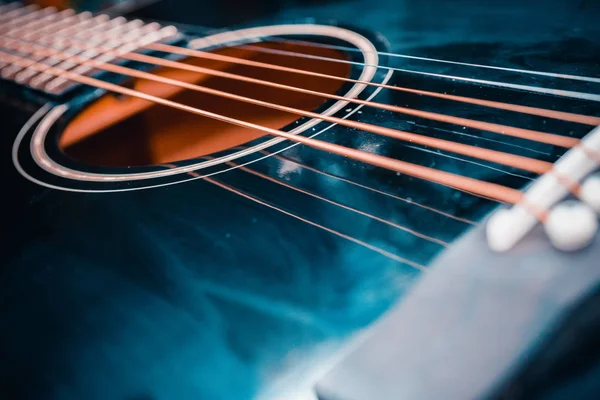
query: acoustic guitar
1 0 599 399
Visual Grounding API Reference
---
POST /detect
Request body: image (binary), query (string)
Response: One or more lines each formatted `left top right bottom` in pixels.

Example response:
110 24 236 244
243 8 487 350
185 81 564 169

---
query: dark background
135 0 600 31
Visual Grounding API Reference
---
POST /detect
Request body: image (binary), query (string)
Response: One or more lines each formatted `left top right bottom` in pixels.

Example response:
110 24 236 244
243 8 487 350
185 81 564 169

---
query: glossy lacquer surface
1 1 600 399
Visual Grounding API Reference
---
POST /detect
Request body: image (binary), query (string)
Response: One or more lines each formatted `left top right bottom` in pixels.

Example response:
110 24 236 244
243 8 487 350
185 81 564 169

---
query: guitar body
1 1 599 399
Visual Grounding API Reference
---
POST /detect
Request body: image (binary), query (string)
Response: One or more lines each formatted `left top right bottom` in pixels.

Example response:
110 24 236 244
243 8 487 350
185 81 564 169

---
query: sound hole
60 42 351 167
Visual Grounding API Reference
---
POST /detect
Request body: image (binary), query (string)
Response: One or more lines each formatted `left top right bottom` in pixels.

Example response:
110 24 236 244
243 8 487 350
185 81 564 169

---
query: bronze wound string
3 31 583 147
2 15 599 128
0 50 525 205
0 38 571 175
151 23 600 84
4 7 598 264
233 44 600 126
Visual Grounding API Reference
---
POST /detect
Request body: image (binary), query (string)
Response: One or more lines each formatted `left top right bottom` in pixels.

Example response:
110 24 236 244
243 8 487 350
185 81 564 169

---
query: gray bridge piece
316 219 600 400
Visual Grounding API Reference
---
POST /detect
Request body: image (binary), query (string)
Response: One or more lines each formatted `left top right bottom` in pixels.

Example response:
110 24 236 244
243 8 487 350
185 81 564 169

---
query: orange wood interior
61 42 350 167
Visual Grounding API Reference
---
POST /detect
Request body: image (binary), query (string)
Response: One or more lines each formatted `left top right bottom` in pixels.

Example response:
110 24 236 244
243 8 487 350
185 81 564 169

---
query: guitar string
2 8 592 266
0 7 59 32
167 166 428 269
2 40 580 203
0 7 576 264
204 177 428 269
4 5 82 29
0 58 535 216
156 43 600 103
235 43 600 123
1 9 104 40
3 30 591 206
5 4 600 107
0 9 543 331
137 22 598 274
0 38 566 175
223 160 450 246
151 43 600 103
1 16 584 202
228 146 487 225
90 44 598 167
179 150 465 263
141 19 600 103
406 121 552 157
144 42 596 145
3 11 557 159
15 103 431 270
175 23 600 84
3 45 505 223
0 4 52 26
0 11 536 262
253 147 513 205
3 32 584 149
400 144 534 181
249 149 479 225
0 15 592 169
197 154 451 245
73 27 600 125
150 24 598 263
240 40 600 84
9 46 548 220
2 11 597 127
0 51 526 206
8 85 422 346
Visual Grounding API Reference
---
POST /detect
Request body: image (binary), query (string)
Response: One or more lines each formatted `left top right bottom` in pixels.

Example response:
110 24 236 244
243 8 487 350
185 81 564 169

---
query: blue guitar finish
1 1 599 399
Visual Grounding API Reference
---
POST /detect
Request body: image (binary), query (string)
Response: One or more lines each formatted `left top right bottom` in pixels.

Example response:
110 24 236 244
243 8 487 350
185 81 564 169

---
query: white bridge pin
544 200 598 252
580 173 600 213
486 208 523 252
